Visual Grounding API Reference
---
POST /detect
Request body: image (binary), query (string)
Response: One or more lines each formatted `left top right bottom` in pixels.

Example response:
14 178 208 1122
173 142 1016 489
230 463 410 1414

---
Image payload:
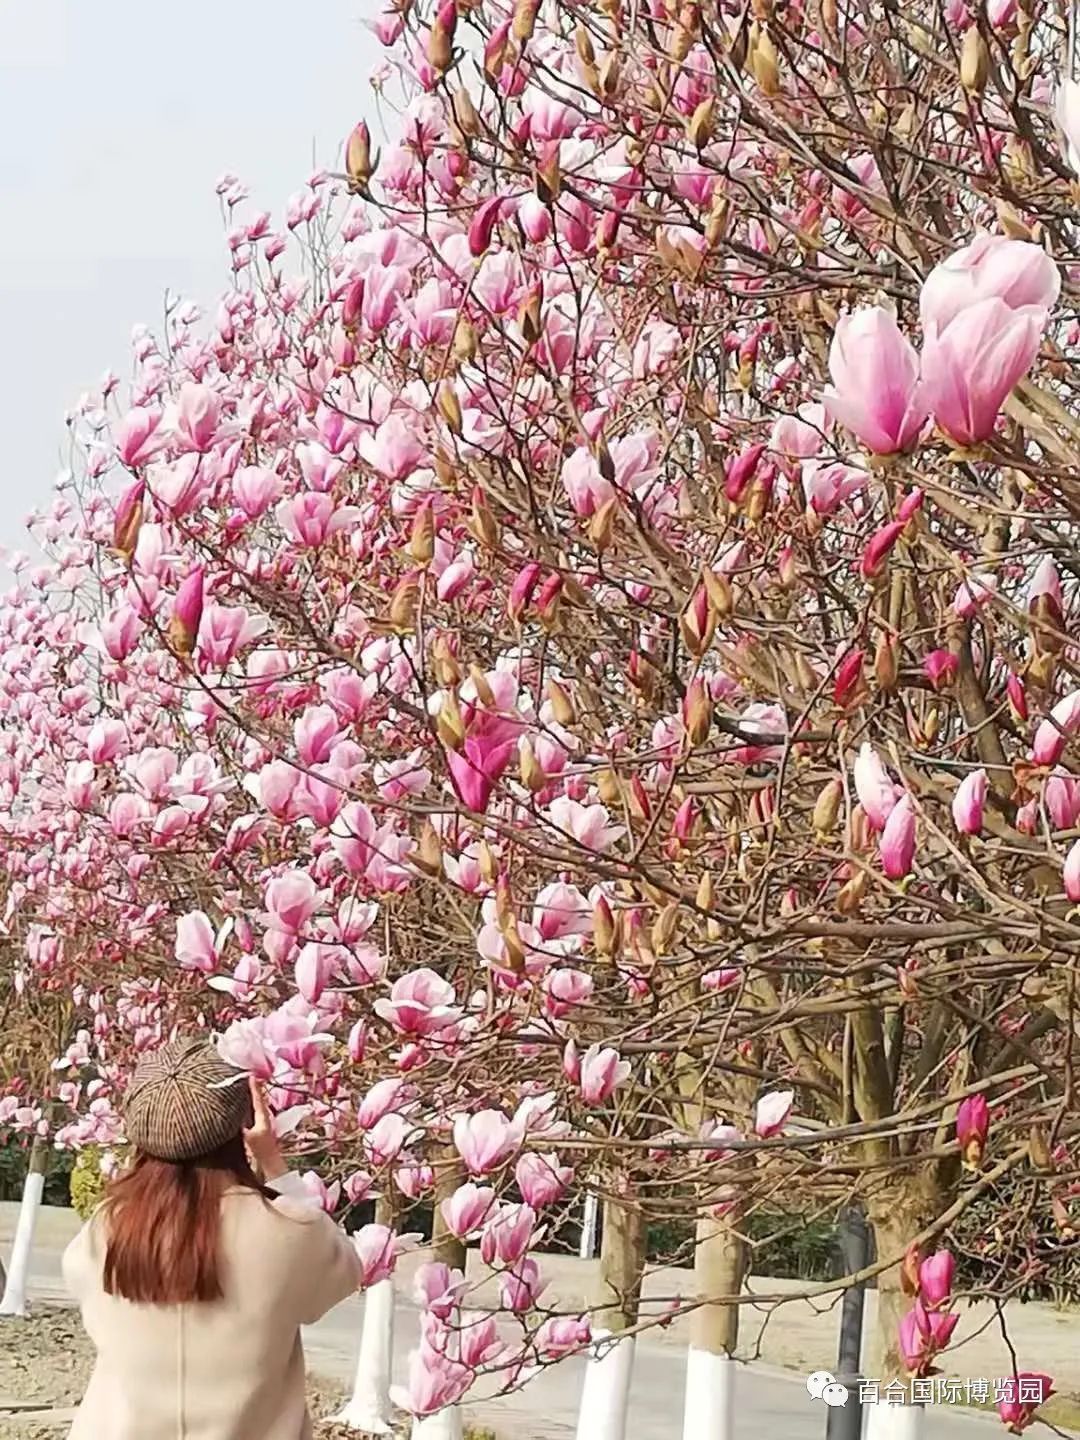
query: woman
63 1036 362 1440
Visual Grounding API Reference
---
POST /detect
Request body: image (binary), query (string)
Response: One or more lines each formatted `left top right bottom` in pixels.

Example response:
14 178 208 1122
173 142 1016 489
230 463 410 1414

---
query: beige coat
62 1174 362 1440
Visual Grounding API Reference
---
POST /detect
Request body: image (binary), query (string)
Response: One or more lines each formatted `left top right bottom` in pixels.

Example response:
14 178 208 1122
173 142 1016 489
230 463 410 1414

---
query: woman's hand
243 1077 287 1182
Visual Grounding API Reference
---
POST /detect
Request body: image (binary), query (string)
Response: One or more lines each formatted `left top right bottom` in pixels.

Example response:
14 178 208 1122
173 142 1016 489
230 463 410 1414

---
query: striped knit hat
124 1038 250 1162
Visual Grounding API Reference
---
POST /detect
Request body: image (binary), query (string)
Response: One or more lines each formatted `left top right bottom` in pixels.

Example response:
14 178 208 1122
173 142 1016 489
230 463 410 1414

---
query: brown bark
867 1176 941 1385
431 1154 467 1272
689 1210 746 1355
596 1189 646 1331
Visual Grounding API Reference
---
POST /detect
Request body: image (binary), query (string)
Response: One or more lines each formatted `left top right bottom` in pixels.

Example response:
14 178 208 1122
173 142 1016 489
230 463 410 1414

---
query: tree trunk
574 1190 645 1440
681 1211 746 1440
863 1182 937 1440
431 1157 467 1273
335 1193 396 1434
411 1409 464 1440
0 1137 47 1318
425 1156 465 1439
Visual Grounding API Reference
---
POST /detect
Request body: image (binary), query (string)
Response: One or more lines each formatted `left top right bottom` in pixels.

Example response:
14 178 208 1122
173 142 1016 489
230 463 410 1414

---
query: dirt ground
0 1309 355 1440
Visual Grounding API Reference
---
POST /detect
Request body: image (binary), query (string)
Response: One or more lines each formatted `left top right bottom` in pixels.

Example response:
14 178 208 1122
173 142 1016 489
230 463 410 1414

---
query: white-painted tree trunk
682 1348 735 1440
0 1157 45 1318
411 1408 464 1440
574 1330 636 1440
333 1276 396 1433
864 1401 925 1440
574 1190 643 1440
579 1190 599 1259
679 1211 745 1440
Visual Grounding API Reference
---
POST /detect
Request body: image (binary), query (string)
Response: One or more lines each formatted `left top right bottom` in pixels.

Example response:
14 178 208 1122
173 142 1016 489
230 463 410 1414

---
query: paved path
2 1204 1057 1438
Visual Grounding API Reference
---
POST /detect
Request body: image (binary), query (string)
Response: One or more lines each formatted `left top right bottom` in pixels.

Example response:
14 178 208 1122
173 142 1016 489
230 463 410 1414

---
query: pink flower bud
956 1093 989 1168
859 520 906 579
923 649 958 690
952 769 987 836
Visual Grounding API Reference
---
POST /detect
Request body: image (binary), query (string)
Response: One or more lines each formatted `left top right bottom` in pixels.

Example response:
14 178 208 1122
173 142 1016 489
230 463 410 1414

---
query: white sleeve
266 1170 316 1201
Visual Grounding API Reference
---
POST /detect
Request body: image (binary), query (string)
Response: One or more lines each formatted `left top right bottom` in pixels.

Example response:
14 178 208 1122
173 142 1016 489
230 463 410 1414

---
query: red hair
102 1135 264 1304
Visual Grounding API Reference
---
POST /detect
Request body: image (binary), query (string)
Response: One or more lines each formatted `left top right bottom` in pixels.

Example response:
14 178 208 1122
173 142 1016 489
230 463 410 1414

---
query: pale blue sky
0 0 379 548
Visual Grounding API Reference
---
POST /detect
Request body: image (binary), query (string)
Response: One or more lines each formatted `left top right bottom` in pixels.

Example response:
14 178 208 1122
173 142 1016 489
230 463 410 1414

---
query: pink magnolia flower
1028 555 1063 616
881 793 916 880
578 1044 631 1105
457 1312 505 1369
116 406 164 467
175 382 221 452
753 1089 793 1138
175 911 217 974
232 465 281 518
373 750 432 800
859 520 906 580
360 413 427 480
1032 691 1080 766
546 797 624 851
446 714 521 814
996 1373 1053 1433
363 1112 414 1167
1044 769 1080 830
1064 839 1080 902
923 649 958 689
920 234 1060 337
352 1224 404 1287
413 1261 467 1321
898 1298 959 1375
920 299 1048 447
265 870 320 934
803 460 867 516
441 1182 496 1238
952 769 987 836
86 719 128 765
168 569 202 658
543 968 593 1018
953 571 998 618
961 1088 996 1169
453 1109 521 1175
294 942 339 1004
276 492 361 547
391 1350 470 1417
373 969 460 1035
294 704 344 766
468 195 506 256
480 1202 537 1267
853 743 899 831
532 882 591 942
100 605 143 661
199 605 269 667
702 968 741 992
356 1077 408 1130
918 1250 955 1308
534 1315 591 1358
822 307 928 455
515 1152 573 1209
215 1019 274 1079
499 1257 545 1312
152 805 192 844
296 441 344 493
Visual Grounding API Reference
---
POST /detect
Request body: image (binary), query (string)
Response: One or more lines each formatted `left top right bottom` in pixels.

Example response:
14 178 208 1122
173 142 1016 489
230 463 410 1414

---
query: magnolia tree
2 0 1080 1436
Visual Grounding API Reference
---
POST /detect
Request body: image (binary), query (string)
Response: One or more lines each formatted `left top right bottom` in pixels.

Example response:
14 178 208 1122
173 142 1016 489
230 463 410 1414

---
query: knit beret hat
124 1038 250 1162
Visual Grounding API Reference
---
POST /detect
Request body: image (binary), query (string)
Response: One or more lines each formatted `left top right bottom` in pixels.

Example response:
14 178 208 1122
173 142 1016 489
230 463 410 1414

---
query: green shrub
0 1137 75 1206
70 1146 116 1219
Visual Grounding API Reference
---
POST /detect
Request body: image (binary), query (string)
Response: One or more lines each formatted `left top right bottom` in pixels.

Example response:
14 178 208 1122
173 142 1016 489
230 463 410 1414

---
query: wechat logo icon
806 1371 850 1408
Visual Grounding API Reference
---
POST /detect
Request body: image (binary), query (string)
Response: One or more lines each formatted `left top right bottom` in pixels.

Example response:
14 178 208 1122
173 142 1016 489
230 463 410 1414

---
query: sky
0 0 379 551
